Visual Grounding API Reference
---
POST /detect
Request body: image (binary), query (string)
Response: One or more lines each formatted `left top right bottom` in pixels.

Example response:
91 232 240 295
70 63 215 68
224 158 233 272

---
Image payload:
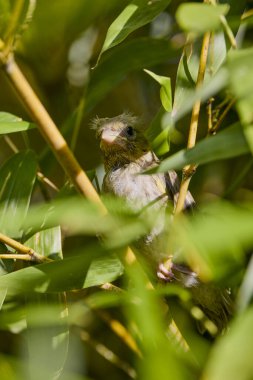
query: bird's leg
157 256 175 282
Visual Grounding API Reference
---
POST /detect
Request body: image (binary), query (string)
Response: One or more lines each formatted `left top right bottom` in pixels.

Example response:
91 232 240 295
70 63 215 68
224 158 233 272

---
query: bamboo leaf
99 0 171 56
0 112 35 134
153 123 248 172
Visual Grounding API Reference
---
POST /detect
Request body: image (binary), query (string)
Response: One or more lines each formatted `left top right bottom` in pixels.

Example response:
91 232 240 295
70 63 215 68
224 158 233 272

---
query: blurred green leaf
0 112 35 134
25 295 69 380
0 0 10 37
204 307 253 380
176 3 229 33
126 262 191 379
0 250 123 294
99 0 171 56
227 48 253 152
172 33 227 121
0 150 37 238
87 38 177 111
152 123 248 172
172 202 253 280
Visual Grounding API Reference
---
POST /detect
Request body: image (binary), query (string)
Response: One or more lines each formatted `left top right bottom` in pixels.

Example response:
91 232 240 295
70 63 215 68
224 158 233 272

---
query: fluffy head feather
93 113 150 171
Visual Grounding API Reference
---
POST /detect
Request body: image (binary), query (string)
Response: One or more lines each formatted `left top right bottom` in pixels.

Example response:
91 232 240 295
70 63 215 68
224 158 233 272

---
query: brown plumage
94 113 232 333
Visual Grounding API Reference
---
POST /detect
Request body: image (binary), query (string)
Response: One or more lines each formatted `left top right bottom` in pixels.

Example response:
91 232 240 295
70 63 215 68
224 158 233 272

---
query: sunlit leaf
144 69 172 112
0 250 123 294
176 3 229 33
0 112 35 134
99 0 171 56
204 307 253 380
152 123 248 173
25 226 63 260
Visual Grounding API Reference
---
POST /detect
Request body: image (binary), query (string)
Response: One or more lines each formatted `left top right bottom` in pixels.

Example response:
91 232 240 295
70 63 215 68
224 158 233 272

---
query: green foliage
0 1 253 380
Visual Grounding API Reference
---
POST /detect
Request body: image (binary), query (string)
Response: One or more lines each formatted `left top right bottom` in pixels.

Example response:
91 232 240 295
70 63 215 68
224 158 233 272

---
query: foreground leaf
204 307 253 380
0 251 123 294
153 123 248 172
176 3 229 33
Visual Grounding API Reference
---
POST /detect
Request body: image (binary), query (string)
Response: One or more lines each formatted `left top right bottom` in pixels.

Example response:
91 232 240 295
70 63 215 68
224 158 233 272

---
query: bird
93 112 232 334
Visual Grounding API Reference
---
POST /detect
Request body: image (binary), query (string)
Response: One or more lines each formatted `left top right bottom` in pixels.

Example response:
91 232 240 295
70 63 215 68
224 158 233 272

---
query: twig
209 98 235 135
80 329 137 379
175 32 211 214
97 310 142 357
0 253 38 261
0 232 51 263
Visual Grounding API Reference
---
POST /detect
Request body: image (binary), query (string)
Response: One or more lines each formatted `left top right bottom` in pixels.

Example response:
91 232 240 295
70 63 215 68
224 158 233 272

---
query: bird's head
93 113 151 170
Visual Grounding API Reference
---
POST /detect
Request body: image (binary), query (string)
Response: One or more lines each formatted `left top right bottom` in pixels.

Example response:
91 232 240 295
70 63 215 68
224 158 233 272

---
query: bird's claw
157 262 175 282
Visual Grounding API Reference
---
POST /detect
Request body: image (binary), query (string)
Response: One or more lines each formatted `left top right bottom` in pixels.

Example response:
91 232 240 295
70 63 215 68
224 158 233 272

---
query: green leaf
0 112 35 134
24 296 69 380
172 202 253 280
204 307 253 380
25 227 63 260
172 33 227 121
0 151 38 238
0 0 10 37
176 3 230 33
227 48 253 152
99 0 171 56
87 38 177 112
0 251 123 294
144 69 172 112
153 123 249 173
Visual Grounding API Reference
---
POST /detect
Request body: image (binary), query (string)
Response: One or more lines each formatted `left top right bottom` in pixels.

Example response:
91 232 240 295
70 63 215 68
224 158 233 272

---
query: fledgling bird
94 113 232 333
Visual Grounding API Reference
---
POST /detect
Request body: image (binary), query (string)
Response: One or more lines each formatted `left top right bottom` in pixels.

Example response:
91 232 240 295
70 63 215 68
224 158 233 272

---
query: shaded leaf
227 47 253 152
87 38 177 111
0 151 37 238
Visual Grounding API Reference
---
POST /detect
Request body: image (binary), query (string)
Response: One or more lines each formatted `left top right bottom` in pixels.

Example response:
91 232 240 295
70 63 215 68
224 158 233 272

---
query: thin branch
97 310 142 358
0 253 37 261
0 232 51 263
209 98 235 135
175 32 211 214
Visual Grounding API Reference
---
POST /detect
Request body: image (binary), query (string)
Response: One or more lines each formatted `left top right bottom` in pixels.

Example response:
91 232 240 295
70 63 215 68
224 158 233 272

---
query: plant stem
175 31 211 214
209 98 235 135
2 55 106 213
0 232 51 263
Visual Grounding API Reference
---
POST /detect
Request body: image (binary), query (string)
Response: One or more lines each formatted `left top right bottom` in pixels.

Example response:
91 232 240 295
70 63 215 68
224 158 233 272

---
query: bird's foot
157 260 175 282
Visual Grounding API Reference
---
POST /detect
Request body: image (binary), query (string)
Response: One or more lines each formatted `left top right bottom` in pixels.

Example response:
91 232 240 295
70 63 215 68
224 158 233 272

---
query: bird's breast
103 165 169 210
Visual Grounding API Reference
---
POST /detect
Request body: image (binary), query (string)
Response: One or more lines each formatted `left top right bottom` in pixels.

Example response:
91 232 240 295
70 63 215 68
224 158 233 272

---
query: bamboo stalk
175 32 211 214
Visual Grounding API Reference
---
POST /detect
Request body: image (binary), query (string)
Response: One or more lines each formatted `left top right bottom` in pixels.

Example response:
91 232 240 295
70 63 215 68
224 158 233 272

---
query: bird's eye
126 126 136 139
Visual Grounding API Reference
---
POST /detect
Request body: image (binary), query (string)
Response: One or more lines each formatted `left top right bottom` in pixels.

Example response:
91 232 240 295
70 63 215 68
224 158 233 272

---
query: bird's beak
100 128 122 149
